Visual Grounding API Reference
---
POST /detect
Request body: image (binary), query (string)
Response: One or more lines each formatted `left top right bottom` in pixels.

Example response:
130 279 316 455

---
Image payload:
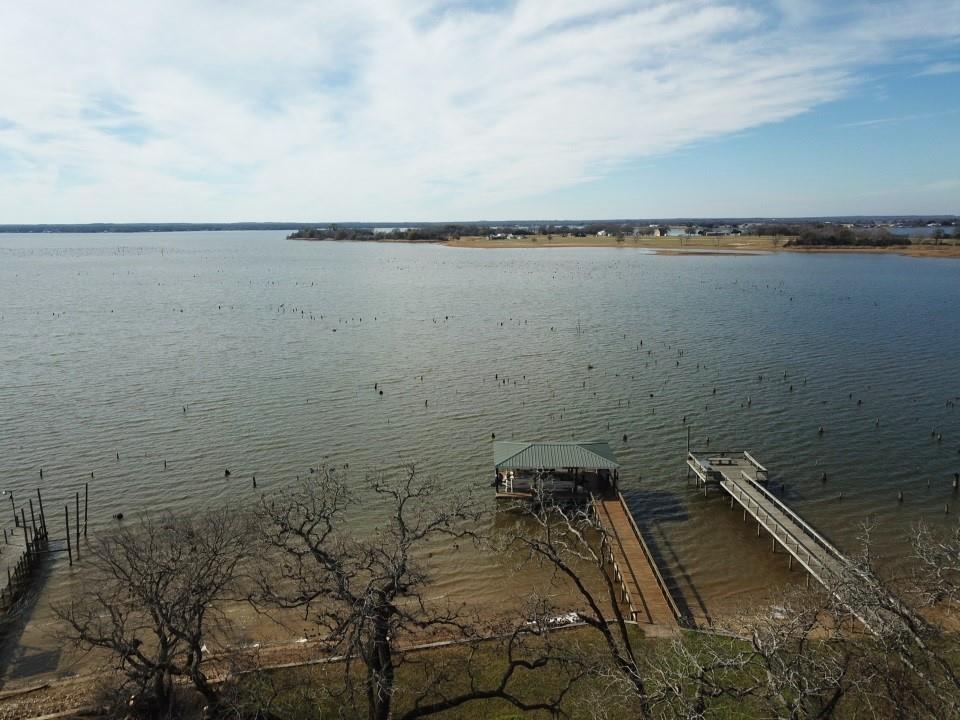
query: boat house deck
493 441 621 501
494 441 680 629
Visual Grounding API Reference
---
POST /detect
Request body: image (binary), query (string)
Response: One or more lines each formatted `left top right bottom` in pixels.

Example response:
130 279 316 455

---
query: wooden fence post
65 507 73 566
37 489 47 538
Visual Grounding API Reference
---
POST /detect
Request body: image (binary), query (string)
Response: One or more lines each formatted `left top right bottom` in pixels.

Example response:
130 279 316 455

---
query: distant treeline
756 223 960 245
288 225 494 241
781 225 903 247
289 223 677 241
751 223 905 246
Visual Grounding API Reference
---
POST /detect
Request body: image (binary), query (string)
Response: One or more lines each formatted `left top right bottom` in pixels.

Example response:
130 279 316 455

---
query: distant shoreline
438 234 960 258
289 232 960 258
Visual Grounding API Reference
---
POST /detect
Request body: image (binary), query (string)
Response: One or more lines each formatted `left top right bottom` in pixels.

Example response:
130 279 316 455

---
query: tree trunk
153 670 172 718
367 613 394 720
192 668 220 716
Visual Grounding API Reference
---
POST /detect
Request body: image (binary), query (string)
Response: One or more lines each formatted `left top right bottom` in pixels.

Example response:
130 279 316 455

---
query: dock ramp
593 492 680 628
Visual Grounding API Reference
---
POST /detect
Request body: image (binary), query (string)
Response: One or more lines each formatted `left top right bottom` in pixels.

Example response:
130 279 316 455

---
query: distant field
444 234 960 258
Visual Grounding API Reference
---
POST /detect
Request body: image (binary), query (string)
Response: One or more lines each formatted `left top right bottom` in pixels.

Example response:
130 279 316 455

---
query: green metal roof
493 441 620 470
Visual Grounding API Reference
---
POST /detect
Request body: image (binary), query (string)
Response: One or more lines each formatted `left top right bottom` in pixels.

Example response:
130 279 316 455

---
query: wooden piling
65 507 73 566
84 482 89 536
37 489 47 537
28 499 38 536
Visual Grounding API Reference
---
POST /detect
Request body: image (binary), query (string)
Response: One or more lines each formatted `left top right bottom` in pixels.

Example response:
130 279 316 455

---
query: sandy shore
441 234 960 258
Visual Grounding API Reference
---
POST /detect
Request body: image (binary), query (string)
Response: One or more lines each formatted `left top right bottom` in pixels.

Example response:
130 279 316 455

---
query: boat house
493 440 620 500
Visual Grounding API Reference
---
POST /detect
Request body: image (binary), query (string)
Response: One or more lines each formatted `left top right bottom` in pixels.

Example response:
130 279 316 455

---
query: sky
0 0 958 223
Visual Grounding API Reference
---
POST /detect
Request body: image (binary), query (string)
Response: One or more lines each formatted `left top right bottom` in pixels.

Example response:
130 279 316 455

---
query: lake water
1 232 959 679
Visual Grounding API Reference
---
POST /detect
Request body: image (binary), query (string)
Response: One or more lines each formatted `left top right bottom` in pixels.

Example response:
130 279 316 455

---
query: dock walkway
687 451 897 632
593 492 679 628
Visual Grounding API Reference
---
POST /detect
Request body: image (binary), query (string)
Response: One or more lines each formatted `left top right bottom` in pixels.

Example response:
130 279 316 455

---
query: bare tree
504 497 881 720
254 465 583 720
53 510 251 718
911 520 960 608
505 494 656 717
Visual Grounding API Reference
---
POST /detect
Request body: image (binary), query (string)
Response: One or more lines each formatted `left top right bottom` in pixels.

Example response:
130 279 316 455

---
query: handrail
743 451 767 473
616 492 683 623
734 471 850 567
595 499 637 603
687 456 710 482
733 472 848 566
725 480 829 574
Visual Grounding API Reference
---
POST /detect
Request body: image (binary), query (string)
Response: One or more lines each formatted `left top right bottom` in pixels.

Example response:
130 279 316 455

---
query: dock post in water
21 518 29 563
65 506 72 566
84 482 89 536
28 499 38 536
37 489 47 537
75 492 80 560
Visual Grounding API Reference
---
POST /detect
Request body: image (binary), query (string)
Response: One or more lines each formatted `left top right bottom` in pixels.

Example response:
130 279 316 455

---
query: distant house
597 230 608 237
653 228 664 237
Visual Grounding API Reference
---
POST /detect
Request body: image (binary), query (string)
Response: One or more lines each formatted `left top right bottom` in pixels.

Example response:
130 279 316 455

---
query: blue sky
0 0 958 222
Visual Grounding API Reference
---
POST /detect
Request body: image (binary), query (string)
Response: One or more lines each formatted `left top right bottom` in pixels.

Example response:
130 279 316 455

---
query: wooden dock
687 451 898 633
593 492 680 628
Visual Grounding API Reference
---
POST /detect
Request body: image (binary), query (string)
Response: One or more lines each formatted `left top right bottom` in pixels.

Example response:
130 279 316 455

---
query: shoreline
439 234 960 258
290 234 960 258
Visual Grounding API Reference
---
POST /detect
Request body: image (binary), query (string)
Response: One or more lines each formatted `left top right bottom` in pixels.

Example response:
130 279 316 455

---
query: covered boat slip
493 441 620 500
493 440 680 628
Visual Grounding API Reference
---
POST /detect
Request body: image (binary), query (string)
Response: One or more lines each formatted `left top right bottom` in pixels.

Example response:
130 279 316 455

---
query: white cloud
916 60 960 75
840 108 960 128
0 0 958 221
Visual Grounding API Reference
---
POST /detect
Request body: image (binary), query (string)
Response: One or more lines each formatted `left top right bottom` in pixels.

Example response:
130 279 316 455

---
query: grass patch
231 626 764 719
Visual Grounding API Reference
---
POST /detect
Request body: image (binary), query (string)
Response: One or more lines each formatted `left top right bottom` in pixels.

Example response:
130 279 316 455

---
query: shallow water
1 232 959 676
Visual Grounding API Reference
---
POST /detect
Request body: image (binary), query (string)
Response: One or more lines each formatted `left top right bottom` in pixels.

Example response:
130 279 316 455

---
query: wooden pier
593 491 680 628
1 486 87 614
491 440 680 629
0 505 50 613
687 450 898 633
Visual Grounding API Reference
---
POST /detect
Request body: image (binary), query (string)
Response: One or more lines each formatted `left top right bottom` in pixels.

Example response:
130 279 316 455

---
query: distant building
597 230 608 237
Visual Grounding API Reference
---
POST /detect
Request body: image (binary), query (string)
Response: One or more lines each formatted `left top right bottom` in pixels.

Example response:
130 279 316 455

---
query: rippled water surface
1 232 959 676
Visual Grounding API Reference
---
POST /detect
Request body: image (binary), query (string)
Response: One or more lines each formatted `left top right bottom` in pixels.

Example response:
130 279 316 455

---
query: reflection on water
1 232 959 679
